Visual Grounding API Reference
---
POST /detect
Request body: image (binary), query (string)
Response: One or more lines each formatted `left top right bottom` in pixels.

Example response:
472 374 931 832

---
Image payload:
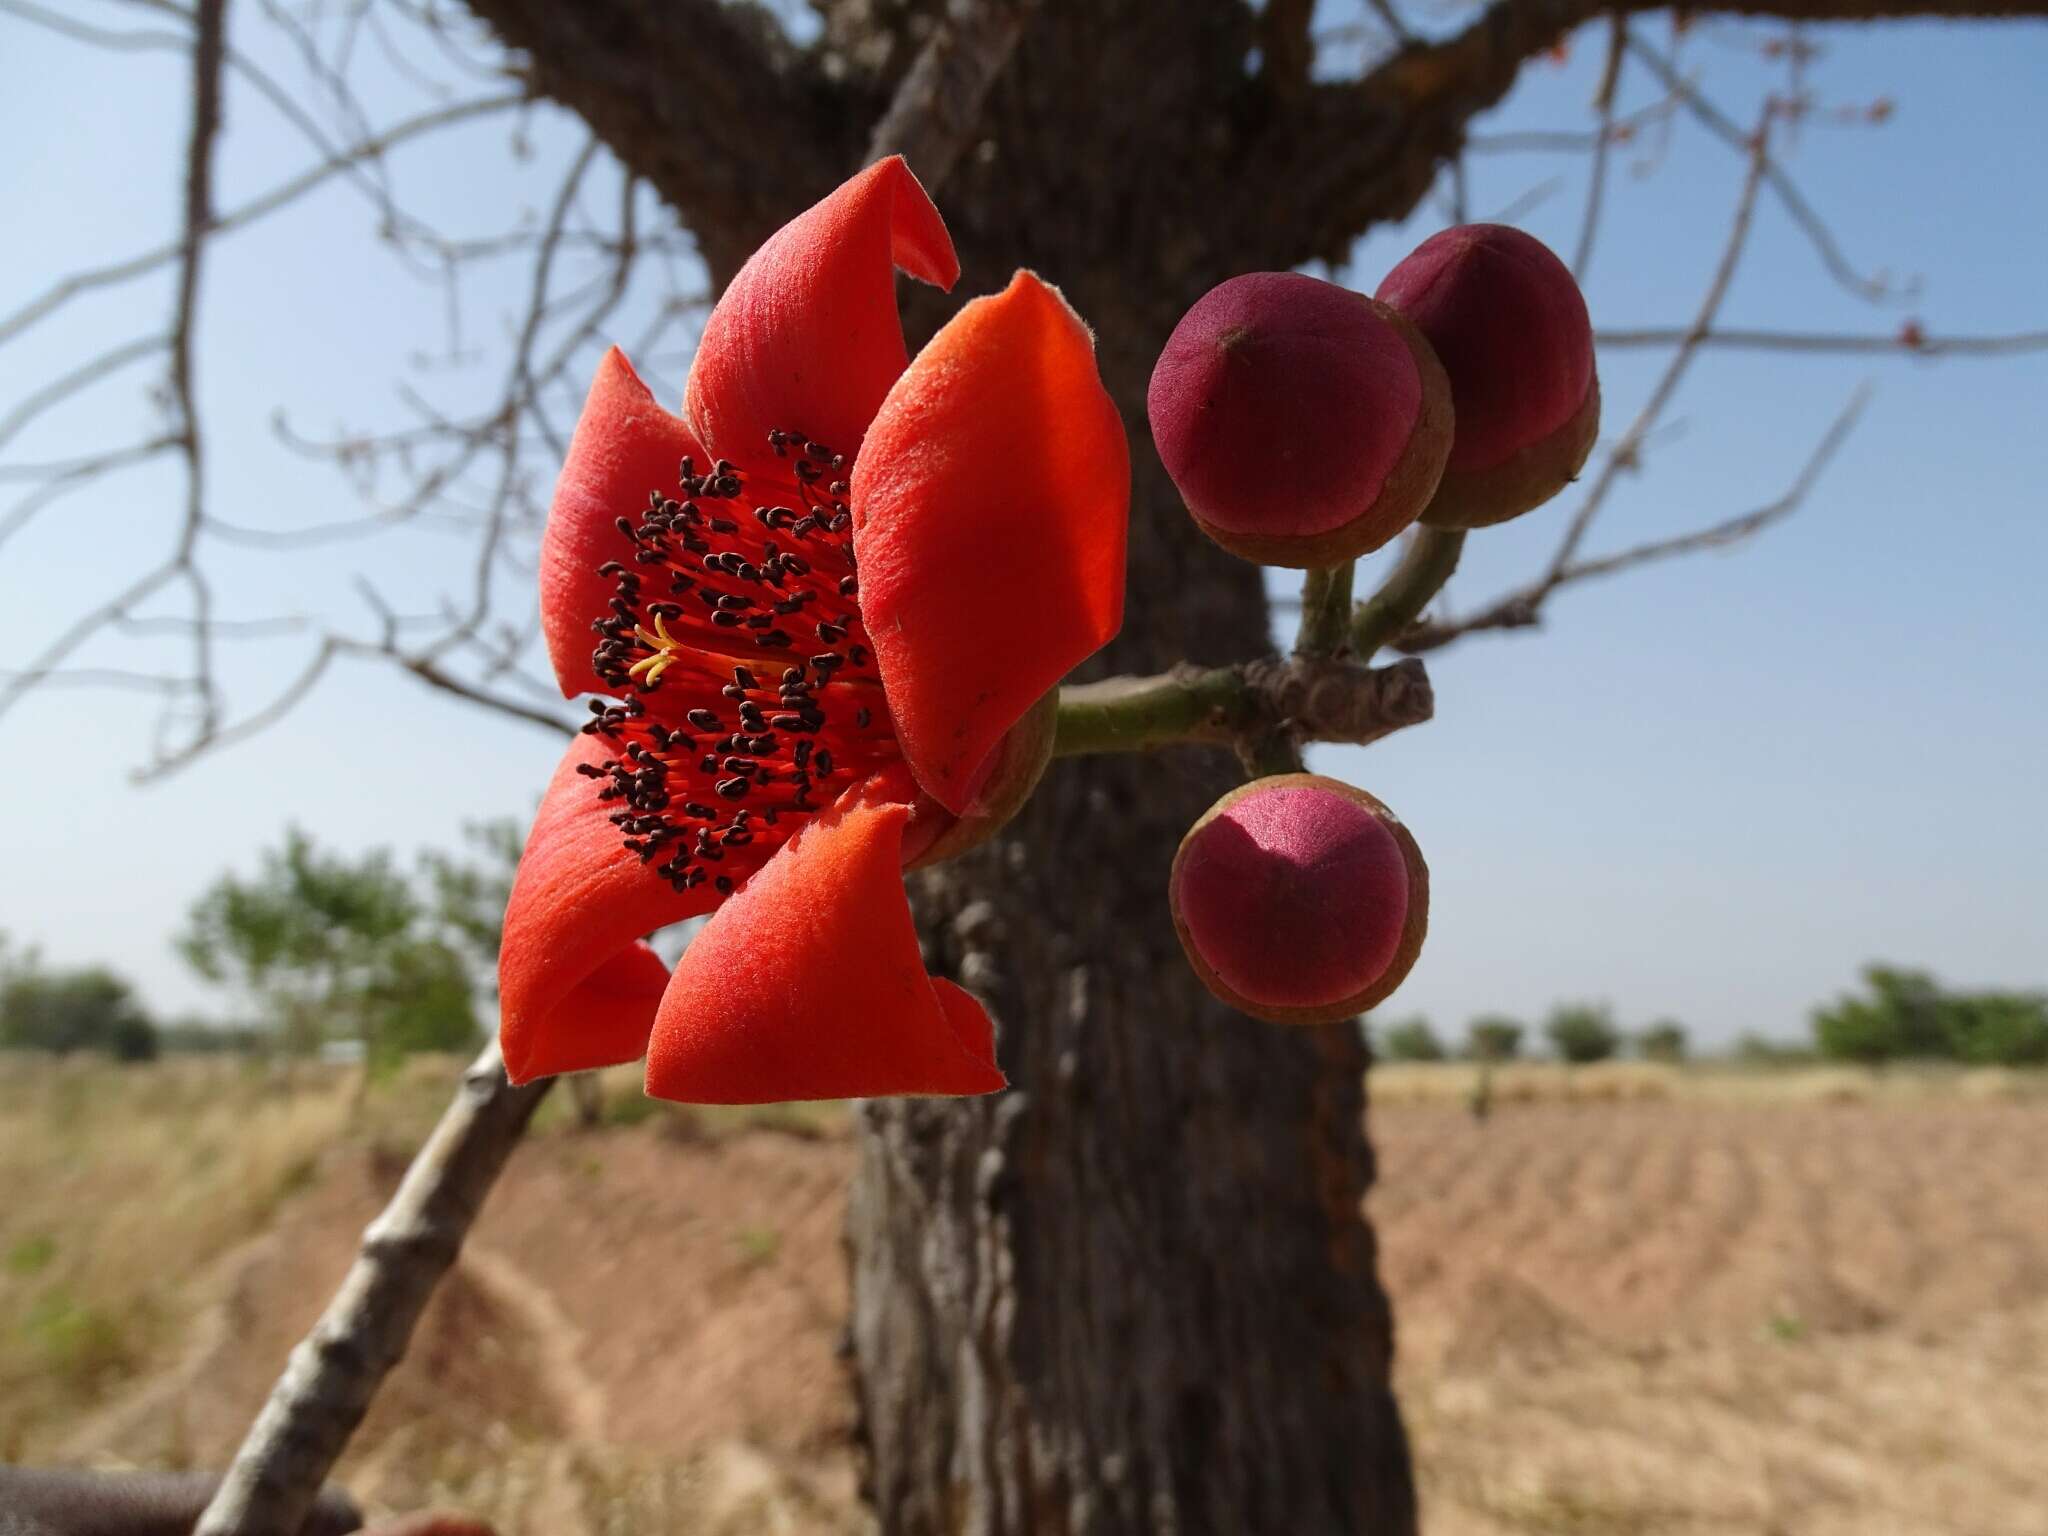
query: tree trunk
846 10 1414 1528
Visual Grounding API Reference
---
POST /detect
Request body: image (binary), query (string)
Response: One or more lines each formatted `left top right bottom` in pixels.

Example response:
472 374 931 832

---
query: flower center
577 431 901 897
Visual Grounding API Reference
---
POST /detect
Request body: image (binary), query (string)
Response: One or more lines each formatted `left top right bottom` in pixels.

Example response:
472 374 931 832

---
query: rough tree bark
834 11 1416 1528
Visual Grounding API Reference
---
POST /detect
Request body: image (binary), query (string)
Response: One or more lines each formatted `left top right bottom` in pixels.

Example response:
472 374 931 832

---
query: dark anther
687 708 720 731
855 706 872 730
715 776 750 800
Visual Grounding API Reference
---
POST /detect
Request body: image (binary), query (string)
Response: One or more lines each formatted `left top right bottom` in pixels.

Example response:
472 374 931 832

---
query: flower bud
1375 224 1599 528
1169 773 1427 1025
1147 272 1453 568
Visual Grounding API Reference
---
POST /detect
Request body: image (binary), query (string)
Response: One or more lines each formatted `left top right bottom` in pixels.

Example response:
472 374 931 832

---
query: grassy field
2 1054 2043 1533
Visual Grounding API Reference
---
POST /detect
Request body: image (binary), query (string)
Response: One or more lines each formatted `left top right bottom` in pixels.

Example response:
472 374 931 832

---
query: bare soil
21 1078 2048 1534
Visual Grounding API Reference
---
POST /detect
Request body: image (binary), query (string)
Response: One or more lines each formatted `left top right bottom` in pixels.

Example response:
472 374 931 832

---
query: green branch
1294 561 1356 658
1052 665 1253 757
1351 527 1464 657
1053 656 1434 763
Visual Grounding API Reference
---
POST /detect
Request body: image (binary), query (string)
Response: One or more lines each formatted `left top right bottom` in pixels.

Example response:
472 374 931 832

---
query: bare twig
192 1043 554 1536
1550 386 1869 582
0 92 525 350
1401 388 1869 650
1547 112 1772 584
1571 14 1627 281
1596 325 2048 355
0 334 166 455
1626 36 1912 303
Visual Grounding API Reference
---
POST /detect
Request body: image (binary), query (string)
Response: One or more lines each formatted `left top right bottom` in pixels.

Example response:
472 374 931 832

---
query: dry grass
3 1056 2044 1533
1369 1057 2048 1107
0 1054 359 1454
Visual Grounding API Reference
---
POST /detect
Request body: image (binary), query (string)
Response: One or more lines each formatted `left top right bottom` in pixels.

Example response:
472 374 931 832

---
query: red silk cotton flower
498 157 1129 1103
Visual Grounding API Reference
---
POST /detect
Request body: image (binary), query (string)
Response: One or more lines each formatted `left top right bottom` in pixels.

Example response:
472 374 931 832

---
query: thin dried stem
192 1043 553 1536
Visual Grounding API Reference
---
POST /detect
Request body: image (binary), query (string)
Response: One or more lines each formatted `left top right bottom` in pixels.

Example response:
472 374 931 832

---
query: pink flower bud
1169 773 1428 1025
1147 272 1453 567
1376 225 1599 528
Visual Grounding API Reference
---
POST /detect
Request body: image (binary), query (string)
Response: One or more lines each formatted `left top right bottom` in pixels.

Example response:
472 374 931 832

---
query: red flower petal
851 271 1129 813
540 348 708 698
499 733 716 1083
644 793 1005 1103
503 939 671 1086
683 156 959 468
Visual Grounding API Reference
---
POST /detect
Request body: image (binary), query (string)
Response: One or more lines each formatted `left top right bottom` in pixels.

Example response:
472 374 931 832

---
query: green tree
1806 963 2027 1065
1637 1020 1688 1063
178 828 424 1055
1940 991 2048 1066
1812 995 1905 1064
0 956 158 1060
1861 966 1949 1057
1378 1017 1445 1063
1465 1016 1523 1063
1546 1003 1620 1065
360 939 482 1071
418 819 522 984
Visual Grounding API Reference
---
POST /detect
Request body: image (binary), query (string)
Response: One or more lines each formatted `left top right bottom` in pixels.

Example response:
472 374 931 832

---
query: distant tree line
1370 1002 1659 1065
1810 965 2047 1067
2 822 521 1069
0 936 158 1060
1369 965 2047 1069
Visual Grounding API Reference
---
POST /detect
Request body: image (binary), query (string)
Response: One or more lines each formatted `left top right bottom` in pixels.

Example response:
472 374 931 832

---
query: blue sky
2 5 2044 1045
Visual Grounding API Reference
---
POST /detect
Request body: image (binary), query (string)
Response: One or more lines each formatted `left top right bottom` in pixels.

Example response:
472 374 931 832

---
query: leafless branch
192 1042 553 1536
1400 388 1870 650
1596 325 2048 355
1571 14 1628 281
0 334 167 455
0 92 526 351
1548 109 1774 584
1626 35 1914 303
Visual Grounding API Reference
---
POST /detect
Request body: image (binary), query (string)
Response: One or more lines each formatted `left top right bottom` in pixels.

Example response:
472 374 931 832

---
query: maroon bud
1147 272 1453 567
1376 224 1600 528
1169 773 1428 1025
